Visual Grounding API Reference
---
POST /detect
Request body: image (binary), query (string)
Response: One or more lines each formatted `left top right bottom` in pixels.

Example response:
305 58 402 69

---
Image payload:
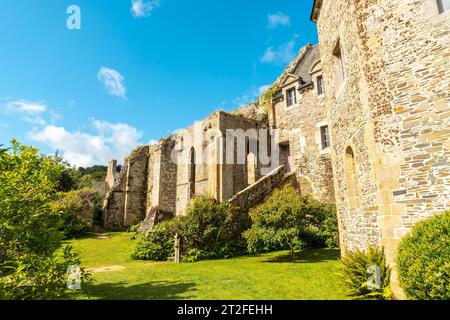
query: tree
0 140 86 299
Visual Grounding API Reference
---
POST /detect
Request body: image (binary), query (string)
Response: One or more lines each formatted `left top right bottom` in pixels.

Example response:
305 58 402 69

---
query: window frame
320 125 330 149
317 75 324 96
286 87 297 107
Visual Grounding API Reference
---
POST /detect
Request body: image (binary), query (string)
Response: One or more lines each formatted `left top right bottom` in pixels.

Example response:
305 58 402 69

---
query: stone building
269 43 335 203
103 111 272 230
311 0 450 296
103 44 336 232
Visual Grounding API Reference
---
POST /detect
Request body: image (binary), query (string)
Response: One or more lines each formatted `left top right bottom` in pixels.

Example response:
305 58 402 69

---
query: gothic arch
188 147 196 199
344 146 360 210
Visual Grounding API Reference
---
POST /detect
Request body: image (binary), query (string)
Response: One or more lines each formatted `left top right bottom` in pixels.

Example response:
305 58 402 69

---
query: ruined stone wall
103 163 128 229
229 166 286 212
315 0 450 297
270 71 335 203
141 137 177 230
158 137 178 214
123 146 150 227
231 102 268 123
175 112 221 215
103 146 150 229
219 112 269 201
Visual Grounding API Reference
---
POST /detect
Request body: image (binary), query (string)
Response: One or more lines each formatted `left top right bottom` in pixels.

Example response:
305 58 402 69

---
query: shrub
173 196 249 261
131 221 175 261
51 189 101 239
129 223 142 234
0 246 89 300
0 141 86 299
243 184 338 261
182 249 214 263
337 246 392 300
396 211 450 300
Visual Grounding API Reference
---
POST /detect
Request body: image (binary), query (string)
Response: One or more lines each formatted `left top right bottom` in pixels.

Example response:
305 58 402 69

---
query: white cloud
232 84 271 107
260 36 298 65
23 116 46 126
2 99 48 126
3 100 47 114
268 12 290 29
28 119 143 168
97 67 127 99
131 0 160 18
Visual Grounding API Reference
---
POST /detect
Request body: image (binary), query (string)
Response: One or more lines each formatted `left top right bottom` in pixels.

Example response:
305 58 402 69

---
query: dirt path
87 265 126 274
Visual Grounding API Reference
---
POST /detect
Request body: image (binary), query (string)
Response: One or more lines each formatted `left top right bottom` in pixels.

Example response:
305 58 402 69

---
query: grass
64 232 349 300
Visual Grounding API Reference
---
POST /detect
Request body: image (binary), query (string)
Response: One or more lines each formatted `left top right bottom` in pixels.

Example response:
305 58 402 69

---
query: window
437 0 450 13
333 40 345 82
344 147 360 210
286 88 297 107
320 126 330 149
317 75 324 96
189 148 196 199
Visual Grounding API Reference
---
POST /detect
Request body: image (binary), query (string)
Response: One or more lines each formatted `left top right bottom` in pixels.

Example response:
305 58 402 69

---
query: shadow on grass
262 248 341 264
71 280 197 300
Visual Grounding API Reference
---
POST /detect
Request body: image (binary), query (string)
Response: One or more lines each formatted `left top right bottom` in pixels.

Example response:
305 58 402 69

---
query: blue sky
0 0 318 167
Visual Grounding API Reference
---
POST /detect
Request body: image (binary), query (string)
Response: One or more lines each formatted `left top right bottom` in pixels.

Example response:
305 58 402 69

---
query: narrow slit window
333 40 345 82
317 75 324 96
320 126 330 149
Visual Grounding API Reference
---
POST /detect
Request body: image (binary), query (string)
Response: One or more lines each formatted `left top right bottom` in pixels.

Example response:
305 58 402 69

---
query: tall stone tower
311 0 449 297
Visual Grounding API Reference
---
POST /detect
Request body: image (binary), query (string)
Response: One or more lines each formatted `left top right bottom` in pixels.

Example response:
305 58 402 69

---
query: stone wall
219 111 269 201
313 0 450 297
103 146 150 229
229 166 286 212
269 45 335 203
175 112 221 215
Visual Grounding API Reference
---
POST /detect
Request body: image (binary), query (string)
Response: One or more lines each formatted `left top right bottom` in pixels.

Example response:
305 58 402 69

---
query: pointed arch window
344 147 360 210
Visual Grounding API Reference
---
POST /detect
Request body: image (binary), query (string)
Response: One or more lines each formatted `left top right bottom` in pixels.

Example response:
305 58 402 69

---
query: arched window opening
246 139 258 185
344 147 360 210
189 147 196 199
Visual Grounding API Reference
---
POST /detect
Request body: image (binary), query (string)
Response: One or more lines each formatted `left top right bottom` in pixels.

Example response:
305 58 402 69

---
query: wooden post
174 233 180 263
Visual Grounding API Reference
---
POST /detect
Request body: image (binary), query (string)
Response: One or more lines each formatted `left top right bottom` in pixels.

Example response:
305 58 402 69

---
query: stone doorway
279 142 291 173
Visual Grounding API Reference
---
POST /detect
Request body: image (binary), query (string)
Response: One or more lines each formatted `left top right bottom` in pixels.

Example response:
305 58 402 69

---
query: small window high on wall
437 0 450 13
286 88 297 107
320 126 330 149
317 75 324 96
333 40 345 82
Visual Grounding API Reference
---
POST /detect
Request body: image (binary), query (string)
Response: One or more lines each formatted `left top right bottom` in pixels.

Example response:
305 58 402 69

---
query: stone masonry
103 44 336 231
311 0 450 297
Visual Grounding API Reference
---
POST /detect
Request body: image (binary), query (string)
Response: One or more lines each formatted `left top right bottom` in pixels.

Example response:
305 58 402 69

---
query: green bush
243 184 338 261
131 221 175 261
0 246 89 300
337 246 392 300
129 223 142 234
182 249 215 263
396 211 450 300
174 196 250 261
0 141 86 299
51 189 101 239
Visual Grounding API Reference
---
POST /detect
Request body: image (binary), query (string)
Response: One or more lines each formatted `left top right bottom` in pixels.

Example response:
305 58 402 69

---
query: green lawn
64 232 349 300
